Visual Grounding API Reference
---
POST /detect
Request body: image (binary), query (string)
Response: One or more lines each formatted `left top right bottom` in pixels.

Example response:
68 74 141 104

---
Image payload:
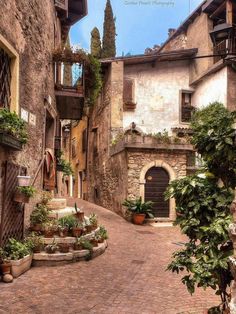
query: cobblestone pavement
0 198 218 314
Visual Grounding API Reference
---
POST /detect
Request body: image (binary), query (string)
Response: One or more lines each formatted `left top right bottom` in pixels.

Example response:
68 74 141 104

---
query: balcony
110 133 194 156
54 51 85 120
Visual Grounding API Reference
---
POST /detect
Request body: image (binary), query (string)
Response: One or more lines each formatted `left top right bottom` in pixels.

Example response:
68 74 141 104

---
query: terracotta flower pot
74 212 84 222
45 246 57 254
33 244 43 253
132 213 146 225
85 225 93 233
30 224 42 233
1 262 11 275
44 229 54 238
72 227 82 237
13 191 30 203
59 228 68 238
59 244 70 253
90 239 98 247
73 243 82 251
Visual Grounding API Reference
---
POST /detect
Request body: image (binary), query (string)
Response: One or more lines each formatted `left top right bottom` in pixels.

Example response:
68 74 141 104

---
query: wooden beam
210 1 226 19
226 0 233 25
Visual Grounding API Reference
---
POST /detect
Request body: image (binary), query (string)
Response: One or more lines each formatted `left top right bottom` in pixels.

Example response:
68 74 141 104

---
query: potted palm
58 215 76 237
122 197 154 225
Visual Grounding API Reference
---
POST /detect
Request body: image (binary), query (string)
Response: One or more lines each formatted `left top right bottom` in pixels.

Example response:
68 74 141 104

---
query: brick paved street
0 199 218 314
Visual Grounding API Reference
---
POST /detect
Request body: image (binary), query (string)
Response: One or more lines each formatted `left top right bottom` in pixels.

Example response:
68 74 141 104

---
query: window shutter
123 79 134 104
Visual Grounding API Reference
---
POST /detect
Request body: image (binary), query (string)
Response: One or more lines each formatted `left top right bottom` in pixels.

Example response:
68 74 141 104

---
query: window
0 34 19 113
82 129 87 153
0 48 12 108
181 91 194 123
123 79 136 110
71 137 77 158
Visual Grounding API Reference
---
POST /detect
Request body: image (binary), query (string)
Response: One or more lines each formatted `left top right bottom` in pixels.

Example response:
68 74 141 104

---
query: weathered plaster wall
123 60 191 134
227 65 236 112
192 67 228 108
0 0 58 225
186 13 213 82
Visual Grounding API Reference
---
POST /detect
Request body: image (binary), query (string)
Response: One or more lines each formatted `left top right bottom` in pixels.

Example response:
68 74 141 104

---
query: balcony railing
213 35 236 63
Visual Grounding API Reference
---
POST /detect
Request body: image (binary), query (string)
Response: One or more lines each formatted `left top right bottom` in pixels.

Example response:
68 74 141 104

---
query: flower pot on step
10 255 32 278
59 228 68 238
132 213 146 225
59 243 70 253
13 191 30 203
74 212 84 222
73 243 82 251
72 227 83 237
44 229 54 238
17 176 31 187
30 224 43 233
1 262 11 275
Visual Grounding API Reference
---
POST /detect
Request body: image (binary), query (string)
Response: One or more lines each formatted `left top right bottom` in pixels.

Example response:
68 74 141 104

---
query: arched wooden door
144 167 170 217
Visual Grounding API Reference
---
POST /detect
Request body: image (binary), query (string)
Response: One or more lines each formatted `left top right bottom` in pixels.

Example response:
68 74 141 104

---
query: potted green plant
43 220 58 238
74 202 84 221
40 191 53 205
96 226 108 243
0 248 11 275
89 213 98 230
122 197 154 225
72 220 84 237
58 215 76 237
27 233 44 253
84 220 93 233
45 238 58 254
0 109 28 150
30 204 49 232
14 186 36 203
58 243 70 253
5 238 33 278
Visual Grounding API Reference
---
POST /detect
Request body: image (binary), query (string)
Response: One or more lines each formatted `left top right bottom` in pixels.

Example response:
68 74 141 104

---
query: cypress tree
101 0 116 58
90 27 102 58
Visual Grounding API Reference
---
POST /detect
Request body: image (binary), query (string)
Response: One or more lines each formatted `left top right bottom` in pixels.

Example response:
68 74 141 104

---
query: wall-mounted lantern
209 23 233 46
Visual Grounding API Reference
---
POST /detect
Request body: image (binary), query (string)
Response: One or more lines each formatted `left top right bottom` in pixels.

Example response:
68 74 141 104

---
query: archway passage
144 167 170 217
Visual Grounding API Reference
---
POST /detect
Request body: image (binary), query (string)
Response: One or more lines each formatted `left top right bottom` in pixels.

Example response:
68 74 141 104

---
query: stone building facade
87 0 236 220
0 0 87 244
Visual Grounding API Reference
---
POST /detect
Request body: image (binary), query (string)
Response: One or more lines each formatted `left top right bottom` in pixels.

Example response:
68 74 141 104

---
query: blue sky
70 0 203 56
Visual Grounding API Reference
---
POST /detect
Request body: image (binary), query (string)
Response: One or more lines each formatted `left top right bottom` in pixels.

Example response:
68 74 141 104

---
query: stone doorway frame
139 160 176 221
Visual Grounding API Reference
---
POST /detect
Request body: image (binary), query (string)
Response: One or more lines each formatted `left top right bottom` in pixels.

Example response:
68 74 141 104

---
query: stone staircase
47 198 79 219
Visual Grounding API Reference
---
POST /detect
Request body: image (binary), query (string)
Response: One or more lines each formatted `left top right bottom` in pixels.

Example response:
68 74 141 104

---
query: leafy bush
165 102 236 311
5 238 32 260
0 109 28 144
30 204 49 225
191 102 236 188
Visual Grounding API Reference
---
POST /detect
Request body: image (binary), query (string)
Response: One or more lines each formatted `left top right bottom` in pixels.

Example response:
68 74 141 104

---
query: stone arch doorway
139 160 176 220
145 167 170 217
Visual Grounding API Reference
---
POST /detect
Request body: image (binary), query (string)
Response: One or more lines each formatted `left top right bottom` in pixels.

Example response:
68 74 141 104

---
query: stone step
48 206 80 219
32 242 107 267
42 228 99 245
47 198 67 211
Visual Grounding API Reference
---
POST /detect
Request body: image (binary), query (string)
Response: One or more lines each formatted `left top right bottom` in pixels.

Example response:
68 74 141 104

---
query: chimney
168 28 176 37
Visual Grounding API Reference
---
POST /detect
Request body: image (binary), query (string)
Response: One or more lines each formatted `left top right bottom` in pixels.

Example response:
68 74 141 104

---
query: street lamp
209 23 233 47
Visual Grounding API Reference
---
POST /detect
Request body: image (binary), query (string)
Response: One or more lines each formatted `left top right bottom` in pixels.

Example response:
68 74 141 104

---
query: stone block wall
126 150 187 201
0 0 58 226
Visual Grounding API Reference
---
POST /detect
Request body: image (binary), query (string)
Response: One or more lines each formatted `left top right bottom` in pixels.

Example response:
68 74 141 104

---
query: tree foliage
165 102 236 311
101 0 116 58
191 102 236 188
90 27 101 58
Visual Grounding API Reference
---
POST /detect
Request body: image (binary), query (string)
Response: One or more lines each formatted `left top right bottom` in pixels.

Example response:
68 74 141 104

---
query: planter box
17 176 31 186
11 255 33 278
0 132 22 150
13 191 30 203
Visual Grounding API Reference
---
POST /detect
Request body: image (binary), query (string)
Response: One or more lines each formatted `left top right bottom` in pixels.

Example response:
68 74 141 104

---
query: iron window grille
0 48 11 109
